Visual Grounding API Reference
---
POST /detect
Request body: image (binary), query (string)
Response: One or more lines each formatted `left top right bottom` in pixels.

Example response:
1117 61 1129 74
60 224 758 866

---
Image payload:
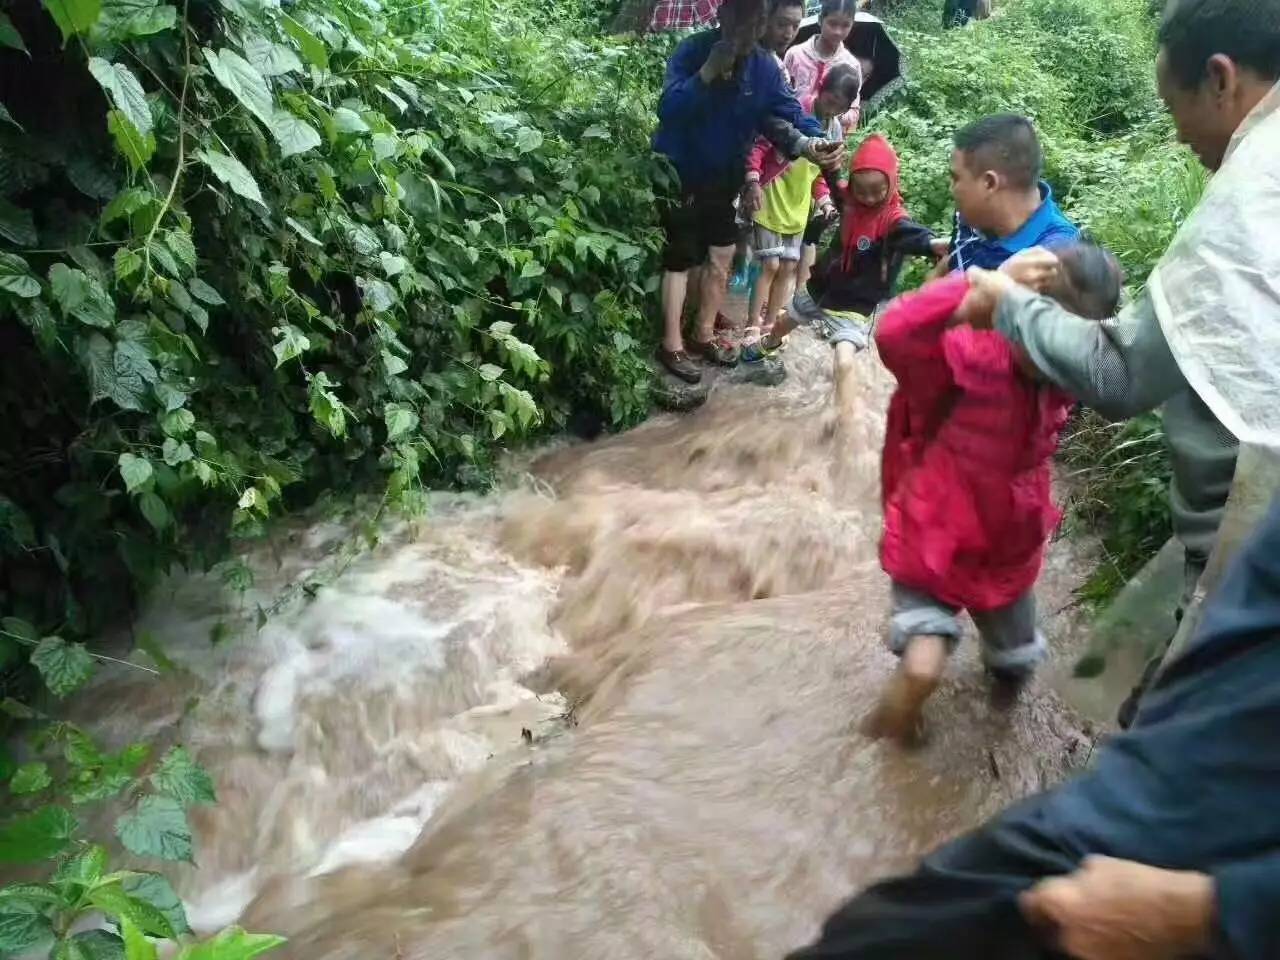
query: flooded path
76 332 1102 958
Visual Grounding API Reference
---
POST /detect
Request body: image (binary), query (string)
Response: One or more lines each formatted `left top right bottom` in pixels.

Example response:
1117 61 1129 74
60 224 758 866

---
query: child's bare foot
864 635 949 745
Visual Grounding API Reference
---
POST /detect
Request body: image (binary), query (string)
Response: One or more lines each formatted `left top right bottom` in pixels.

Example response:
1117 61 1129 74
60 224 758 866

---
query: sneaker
657 347 702 384
688 338 739 366
740 337 780 364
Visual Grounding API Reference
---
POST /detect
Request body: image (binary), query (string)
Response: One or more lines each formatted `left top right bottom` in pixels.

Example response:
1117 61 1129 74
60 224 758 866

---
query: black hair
1158 0 1280 88
953 113 1043 190
819 0 859 20
770 0 806 11
820 62 863 103
1054 241 1123 320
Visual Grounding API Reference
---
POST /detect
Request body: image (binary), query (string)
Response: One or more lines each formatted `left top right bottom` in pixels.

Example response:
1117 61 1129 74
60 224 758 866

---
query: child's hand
818 200 838 224
805 139 846 171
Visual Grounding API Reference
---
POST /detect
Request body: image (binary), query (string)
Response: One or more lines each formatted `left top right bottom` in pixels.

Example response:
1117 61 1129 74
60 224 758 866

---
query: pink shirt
783 37 862 137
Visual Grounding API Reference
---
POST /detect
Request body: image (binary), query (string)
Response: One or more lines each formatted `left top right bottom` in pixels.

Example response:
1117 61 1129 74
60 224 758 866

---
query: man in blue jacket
789 493 1280 959
652 0 842 384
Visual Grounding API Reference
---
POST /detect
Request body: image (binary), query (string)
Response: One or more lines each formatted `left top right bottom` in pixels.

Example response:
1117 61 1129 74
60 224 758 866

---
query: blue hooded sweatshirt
653 30 826 189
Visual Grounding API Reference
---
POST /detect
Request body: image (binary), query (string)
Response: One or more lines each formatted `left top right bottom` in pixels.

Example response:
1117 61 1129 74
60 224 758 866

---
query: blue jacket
653 31 826 188
948 182 1078 271
1020 496 1280 959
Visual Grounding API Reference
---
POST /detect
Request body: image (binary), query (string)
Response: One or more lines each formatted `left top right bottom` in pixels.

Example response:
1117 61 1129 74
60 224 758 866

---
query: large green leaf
271 325 310 367
270 110 321 159
0 806 77 863
49 263 115 328
187 278 224 305
149 747 216 807
31 636 95 697
121 873 190 936
9 762 51 795
95 0 175 39
41 0 101 41
107 111 155 171
138 492 170 532
79 333 153 410
384 402 418 441
331 107 368 134
121 917 157 960
0 13 28 52
0 198 36 245
115 795 192 862
243 36 302 76
0 901 54 955
203 48 274 127
176 927 286 960
88 882 175 938
88 59 152 136
281 14 327 68
198 149 264 206
58 929 126 960
0 253 40 298
118 453 153 493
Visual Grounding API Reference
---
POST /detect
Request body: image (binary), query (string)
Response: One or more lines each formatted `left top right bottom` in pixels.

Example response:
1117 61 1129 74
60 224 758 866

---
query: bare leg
695 244 735 344
796 242 818 296
763 263 797 342
662 270 689 353
865 634 949 745
832 340 858 425
749 257 781 340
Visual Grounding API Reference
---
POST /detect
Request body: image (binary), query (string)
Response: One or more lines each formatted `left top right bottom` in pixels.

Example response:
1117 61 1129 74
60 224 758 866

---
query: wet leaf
49 264 115 328
0 199 36 245
9 762 51 795
281 14 327 68
270 110 321 159
383 402 417 441
58 929 126 960
88 59 152 136
121 873 190 936
118 453 153 493
115 795 192 862
31 637 94 697
175 926 285 960
198 149 264 206
107 111 155 171
0 806 77 863
138 492 170 532
0 13 28 52
0 253 40 298
41 0 102 41
203 47 273 126
332 107 368 134
0 901 53 954
243 35 302 76
149 747 216 807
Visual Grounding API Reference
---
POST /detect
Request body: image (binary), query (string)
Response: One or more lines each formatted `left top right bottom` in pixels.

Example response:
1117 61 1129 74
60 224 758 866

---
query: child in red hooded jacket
746 134 945 366
867 242 1123 744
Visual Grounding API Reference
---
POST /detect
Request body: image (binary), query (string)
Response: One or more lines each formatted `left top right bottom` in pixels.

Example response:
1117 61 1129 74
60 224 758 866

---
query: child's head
1046 242 1123 319
764 0 805 54
846 134 900 207
950 114 1043 233
815 63 862 120
818 0 858 49
850 169 890 206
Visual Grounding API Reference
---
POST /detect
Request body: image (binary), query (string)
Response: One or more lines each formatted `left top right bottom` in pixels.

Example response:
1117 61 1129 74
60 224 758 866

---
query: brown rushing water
73 331 1100 959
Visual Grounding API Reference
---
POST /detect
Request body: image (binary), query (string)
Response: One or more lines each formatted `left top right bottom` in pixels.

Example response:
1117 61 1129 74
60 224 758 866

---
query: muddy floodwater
73 332 1104 959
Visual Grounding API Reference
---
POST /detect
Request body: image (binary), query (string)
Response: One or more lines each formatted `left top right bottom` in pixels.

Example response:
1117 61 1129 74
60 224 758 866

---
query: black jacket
807 218 936 316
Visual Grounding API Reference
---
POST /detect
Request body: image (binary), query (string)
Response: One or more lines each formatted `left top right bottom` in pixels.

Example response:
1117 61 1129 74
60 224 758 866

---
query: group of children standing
653 0 1124 744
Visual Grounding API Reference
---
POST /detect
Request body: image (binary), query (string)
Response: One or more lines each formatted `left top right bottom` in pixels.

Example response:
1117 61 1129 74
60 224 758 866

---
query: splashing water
72 330 1103 958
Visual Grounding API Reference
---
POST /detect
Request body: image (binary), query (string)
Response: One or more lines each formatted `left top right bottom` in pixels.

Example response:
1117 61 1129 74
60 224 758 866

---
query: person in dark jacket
652 0 844 384
749 134 940 364
788 492 1280 960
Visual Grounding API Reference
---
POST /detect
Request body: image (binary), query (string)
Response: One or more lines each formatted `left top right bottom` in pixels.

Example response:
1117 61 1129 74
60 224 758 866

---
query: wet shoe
740 338 779 364
688 338 739 366
657 347 702 384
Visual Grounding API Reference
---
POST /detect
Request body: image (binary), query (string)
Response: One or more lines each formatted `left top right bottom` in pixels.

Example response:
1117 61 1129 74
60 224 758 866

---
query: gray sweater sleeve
992 286 1185 420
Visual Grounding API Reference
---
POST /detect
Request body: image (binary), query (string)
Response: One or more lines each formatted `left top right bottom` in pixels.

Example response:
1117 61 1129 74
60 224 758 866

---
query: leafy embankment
0 0 670 954
872 0 1199 601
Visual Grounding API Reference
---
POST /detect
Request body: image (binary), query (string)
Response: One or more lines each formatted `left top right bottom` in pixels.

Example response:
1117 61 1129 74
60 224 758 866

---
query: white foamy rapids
72 498 570 932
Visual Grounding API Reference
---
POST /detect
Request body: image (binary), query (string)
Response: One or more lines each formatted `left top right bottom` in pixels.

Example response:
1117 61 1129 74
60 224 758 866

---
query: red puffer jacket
875 274 1073 612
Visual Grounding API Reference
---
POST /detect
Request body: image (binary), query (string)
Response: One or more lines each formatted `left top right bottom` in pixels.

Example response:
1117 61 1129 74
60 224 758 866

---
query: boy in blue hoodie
652 0 843 384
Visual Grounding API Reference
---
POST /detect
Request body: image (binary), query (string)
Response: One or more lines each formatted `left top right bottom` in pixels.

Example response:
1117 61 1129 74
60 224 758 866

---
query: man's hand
999 246 1060 293
1020 856 1215 960
699 40 737 84
950 266 1015 329
804 139 846 172
743 180 763 214
929 237 951 262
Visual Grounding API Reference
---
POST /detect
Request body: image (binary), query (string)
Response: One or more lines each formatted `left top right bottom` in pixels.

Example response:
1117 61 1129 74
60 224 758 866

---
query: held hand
699 41 737 83
999 246 1061 293
929 237 951 262
815 140 847 172
819 201 839 225
743 181 763 214
1020 857 1215 960
950 267 1014 329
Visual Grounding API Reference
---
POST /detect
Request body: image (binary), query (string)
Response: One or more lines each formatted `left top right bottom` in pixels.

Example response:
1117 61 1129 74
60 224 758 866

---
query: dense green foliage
0 0 670 666
0 0 669 953
870 0 1196 601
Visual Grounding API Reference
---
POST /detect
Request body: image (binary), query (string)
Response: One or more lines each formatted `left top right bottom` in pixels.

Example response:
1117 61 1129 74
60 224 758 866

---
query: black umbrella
792 12 905 114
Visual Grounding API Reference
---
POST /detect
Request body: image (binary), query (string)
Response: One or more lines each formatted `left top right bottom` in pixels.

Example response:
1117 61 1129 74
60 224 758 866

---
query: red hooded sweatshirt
875 274 1074 611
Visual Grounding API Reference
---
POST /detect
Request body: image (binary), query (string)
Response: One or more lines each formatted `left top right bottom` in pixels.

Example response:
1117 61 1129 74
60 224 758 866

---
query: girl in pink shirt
783 0 863 137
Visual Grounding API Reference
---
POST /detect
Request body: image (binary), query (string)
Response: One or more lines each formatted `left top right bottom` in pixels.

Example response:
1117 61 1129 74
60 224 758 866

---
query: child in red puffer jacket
867 242 1122 743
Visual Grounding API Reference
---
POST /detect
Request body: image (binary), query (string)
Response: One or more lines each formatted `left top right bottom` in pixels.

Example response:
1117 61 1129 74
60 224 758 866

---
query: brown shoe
657 347 702 384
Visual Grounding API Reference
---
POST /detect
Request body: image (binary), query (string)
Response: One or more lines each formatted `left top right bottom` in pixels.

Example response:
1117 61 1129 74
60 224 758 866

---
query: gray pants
888 582 1047 675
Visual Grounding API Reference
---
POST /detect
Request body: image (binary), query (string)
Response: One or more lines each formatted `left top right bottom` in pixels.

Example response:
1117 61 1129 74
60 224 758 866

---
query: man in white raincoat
788 1 1280 958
